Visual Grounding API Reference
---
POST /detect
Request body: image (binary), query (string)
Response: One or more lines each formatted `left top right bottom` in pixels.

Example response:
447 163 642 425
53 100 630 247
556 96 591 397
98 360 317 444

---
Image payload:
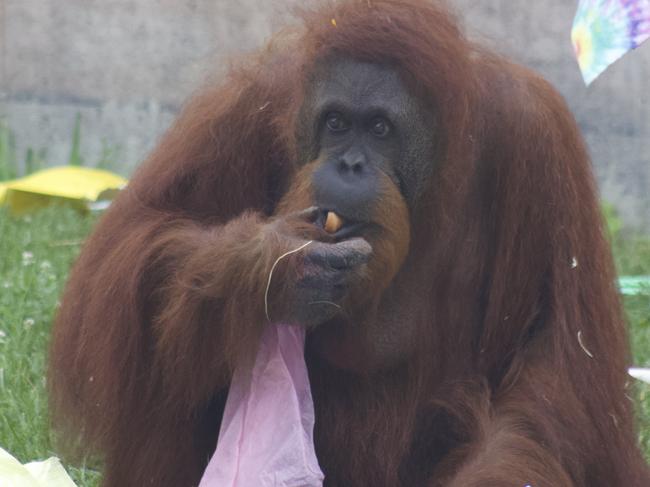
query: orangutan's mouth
315 208 369 240
332 220 368 240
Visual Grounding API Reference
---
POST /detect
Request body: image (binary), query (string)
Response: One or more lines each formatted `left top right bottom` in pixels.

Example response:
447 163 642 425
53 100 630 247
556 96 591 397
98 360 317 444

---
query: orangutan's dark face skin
285 60 437 370
302 59 436 216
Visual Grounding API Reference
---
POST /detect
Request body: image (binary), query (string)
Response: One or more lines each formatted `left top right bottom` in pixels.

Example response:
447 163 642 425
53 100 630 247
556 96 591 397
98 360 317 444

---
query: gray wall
1 0 648 229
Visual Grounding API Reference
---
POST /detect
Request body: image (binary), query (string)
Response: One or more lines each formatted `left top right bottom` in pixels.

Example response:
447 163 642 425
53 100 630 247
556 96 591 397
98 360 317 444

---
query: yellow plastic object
0 447 78 487
0 166 127 214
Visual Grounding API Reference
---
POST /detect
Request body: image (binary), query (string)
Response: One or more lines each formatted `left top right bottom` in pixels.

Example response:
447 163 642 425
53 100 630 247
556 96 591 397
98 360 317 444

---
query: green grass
0 207 101 486
618 233 650 456
0 205 649 486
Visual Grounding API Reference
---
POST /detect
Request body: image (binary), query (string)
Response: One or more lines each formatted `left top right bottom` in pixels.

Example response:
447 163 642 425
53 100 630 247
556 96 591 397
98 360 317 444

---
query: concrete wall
1 0 648 229
1 0 290 173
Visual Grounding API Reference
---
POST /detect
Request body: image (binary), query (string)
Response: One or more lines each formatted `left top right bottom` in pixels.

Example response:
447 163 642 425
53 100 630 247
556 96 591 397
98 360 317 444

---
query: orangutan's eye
370 117 391 138
325 112 349 133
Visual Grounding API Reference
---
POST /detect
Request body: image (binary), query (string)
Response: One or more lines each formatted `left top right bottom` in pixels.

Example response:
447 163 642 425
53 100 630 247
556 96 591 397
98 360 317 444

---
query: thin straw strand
264 240 314 322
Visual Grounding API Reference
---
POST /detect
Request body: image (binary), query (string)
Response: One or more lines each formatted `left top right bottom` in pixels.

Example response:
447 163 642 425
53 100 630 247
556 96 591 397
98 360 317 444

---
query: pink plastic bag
198 324 324 487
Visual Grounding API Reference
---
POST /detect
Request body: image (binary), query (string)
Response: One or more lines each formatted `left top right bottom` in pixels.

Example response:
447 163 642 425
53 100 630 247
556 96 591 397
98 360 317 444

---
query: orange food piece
324 211 343 233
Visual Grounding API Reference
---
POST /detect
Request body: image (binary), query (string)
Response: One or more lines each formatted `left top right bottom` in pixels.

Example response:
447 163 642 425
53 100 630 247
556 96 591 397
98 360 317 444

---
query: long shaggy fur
49 1 649 486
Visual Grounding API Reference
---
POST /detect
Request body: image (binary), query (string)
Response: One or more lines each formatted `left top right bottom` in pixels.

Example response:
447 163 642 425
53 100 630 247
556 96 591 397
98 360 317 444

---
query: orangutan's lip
332 221 368 240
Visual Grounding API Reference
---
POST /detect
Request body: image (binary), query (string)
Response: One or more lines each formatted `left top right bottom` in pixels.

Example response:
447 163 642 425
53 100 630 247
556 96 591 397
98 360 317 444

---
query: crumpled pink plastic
198 324 324 487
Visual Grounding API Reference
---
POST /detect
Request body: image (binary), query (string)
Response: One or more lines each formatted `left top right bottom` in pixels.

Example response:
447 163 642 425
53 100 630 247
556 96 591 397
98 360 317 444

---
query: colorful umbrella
571 0 650 85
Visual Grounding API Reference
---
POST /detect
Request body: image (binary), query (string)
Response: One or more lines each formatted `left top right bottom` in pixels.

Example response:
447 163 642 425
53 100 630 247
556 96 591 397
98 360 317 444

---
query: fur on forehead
272 1 477 178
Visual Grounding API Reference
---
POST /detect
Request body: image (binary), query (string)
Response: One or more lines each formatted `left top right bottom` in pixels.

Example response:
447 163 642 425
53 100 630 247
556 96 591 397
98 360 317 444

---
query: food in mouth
324 211 343 234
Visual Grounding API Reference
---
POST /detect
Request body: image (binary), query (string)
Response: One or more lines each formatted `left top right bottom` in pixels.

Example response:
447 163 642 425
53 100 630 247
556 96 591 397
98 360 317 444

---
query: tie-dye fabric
572 0 650 85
